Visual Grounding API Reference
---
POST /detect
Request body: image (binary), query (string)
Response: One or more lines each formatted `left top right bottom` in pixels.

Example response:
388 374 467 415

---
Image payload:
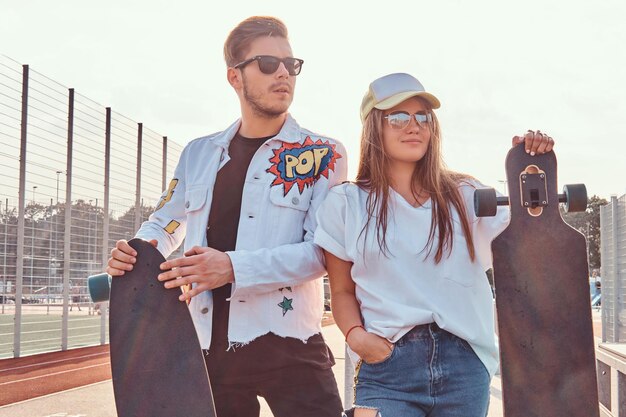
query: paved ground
0 309 603 417
0 324 504 417
0 345 111 406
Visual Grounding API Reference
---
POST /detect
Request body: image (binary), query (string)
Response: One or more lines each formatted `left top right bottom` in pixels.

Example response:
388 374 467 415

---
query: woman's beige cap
360 73 440 122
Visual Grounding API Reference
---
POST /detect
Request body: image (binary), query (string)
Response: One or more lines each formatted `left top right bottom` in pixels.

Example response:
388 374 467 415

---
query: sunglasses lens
257 57 281 74
387 113 411 129
255 56 303 76
386 112 432 129
284 58 302 76
414 113 431 125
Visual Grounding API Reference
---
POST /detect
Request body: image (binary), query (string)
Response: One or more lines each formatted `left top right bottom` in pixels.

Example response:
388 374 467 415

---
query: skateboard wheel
474 188 498 217
88 273 112 303
563 184 587 213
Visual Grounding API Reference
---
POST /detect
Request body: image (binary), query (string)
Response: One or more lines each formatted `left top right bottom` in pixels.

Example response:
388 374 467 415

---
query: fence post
102 107 111 270
162 136 167 192
344 347 354 410
13 64 29 358
61 88 75 351
99 107 112 343
1 198 7 315
601 204 608 343
611 196 620 342
47 198 53 315
134 123 143 232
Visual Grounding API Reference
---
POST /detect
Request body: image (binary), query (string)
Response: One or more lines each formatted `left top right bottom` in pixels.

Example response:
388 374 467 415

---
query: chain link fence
600 194 626 343
0 55 182 358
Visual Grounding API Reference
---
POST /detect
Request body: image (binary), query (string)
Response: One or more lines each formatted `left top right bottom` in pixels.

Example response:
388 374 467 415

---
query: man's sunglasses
234 55 304 76
384 111 432 130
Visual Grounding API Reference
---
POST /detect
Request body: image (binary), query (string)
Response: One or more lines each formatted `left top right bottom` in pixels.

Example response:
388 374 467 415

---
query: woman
314 73 553 417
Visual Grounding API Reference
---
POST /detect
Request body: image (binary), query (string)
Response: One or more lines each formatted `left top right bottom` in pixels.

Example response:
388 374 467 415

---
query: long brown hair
356 100 476 263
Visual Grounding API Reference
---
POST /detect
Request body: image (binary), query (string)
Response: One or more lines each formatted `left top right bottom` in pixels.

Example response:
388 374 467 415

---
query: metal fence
0 55 182 358
600 194 626 343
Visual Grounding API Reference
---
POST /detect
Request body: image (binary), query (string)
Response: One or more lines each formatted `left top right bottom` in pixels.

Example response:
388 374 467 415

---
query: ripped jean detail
343 406 381 417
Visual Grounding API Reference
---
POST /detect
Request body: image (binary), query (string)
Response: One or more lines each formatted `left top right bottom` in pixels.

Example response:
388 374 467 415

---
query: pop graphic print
267 137 342 195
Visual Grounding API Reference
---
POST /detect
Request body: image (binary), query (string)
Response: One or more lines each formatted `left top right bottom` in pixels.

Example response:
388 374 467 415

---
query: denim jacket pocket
184 186 208 213
269 184 313 212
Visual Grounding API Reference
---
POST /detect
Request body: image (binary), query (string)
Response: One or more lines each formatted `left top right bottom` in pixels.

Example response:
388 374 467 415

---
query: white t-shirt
314 181 509 376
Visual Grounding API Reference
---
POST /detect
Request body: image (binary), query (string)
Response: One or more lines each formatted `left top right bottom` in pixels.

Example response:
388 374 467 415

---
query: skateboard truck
520 171 547 210
474 183 587 217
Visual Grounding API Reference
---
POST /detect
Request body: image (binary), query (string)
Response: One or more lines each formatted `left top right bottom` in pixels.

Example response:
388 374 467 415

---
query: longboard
475 145 599 417
89 238 216 417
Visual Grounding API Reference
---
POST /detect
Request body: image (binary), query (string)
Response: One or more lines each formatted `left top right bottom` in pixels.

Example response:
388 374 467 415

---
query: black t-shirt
206 132 333 384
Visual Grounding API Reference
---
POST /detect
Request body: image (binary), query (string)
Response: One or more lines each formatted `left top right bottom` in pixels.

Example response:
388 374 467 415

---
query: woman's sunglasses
234 55 304 76
384 111 432 130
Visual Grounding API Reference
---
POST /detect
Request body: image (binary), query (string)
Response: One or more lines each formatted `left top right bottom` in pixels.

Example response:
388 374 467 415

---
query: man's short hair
224 16 289 67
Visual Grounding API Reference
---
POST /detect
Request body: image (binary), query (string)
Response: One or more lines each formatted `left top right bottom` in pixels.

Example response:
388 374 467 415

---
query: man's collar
209 114 301 147
276 114 300 143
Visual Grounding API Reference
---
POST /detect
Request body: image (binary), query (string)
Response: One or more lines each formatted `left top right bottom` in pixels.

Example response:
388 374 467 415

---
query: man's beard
242 75 290 119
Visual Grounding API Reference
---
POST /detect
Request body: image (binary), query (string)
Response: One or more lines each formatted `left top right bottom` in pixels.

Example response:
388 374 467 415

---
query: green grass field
0 307 109 359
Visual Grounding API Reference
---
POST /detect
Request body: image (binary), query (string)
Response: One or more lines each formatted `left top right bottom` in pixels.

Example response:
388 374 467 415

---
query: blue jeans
347 323 490 417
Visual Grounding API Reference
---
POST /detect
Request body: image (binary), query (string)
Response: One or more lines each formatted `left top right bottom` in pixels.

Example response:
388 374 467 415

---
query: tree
0 199 154 296
110 204 155 242
561 195 608 269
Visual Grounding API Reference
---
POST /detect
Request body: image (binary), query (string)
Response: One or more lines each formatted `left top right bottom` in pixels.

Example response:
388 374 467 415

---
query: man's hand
157 246 235 302
107 239 158 276
512 129 554 156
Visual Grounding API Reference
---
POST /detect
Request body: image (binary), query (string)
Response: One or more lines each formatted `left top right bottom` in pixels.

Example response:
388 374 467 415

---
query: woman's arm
324 250 394 363
324 250 361 334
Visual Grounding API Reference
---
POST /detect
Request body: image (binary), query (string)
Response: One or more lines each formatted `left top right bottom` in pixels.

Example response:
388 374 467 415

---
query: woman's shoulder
329 181 366 196
446 173 483 194
447 173 497 209
446 170 497 191
325 181 367 210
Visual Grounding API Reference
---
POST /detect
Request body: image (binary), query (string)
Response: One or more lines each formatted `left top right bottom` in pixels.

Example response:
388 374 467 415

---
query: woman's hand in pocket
347 328 394 364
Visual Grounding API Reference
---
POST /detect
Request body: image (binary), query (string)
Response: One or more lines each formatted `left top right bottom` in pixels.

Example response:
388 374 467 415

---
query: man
590 270 601 307
107 16 346 417
590 270 598 297
70 281 82 312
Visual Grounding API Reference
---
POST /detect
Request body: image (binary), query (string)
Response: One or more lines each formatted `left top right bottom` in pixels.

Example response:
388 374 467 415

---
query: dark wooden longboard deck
109 238 216 417
493 146 599 417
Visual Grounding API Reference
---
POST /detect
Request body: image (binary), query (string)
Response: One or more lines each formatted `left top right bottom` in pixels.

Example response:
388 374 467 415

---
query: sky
2 0 625 199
